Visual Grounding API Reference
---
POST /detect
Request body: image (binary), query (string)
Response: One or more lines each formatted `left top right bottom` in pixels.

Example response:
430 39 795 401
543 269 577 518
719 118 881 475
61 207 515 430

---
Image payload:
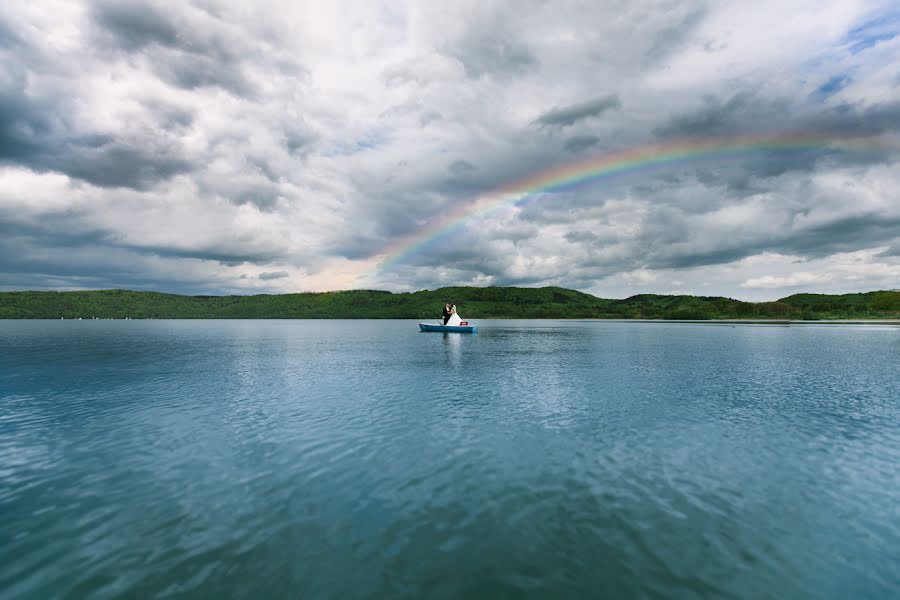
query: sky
1 0 899 300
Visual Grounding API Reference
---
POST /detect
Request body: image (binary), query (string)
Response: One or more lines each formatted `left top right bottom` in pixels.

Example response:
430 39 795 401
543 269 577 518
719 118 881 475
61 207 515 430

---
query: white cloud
742 272 833 289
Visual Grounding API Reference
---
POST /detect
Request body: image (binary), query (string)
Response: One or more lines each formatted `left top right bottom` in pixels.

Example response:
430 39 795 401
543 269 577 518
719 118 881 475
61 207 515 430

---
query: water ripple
1 320 898 598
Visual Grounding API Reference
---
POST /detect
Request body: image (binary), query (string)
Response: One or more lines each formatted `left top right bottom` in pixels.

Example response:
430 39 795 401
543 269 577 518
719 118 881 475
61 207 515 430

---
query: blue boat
419 322 478 333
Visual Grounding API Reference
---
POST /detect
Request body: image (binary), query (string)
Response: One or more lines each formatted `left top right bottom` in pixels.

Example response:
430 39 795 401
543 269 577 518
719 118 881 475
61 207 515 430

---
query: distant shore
600 318 900 325
1 287 899 321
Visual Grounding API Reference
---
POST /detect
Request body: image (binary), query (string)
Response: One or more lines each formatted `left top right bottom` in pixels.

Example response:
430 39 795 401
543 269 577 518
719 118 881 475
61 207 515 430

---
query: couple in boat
441 303 461 326
419 303 476 332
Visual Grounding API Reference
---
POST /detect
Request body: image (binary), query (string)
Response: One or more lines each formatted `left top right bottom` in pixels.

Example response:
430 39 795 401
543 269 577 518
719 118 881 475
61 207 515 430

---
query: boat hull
419 323 478 333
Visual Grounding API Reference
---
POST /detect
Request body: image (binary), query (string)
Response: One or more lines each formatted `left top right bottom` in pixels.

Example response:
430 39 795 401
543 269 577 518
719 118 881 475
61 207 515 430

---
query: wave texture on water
1 320 899 599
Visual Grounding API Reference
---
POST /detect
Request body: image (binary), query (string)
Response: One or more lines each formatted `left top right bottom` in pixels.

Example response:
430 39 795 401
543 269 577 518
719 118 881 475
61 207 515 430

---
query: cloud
449 160 476 174
92 0 182 51
0 85 194 188
564 135 601 153
258 270 289 280
741 272 833 289
440 9 538 79
654 92 792 138
0 35 197 189
0 0 898 299
533 95 621 128
90 0 256 96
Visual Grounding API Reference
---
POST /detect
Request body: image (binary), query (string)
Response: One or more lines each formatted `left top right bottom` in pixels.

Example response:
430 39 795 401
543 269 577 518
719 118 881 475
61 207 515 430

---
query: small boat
419 312 477 333
419 322 477 333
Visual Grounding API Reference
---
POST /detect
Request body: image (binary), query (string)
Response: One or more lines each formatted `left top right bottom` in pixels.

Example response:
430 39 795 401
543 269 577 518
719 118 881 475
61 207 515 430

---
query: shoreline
6 317 900 325
3 288 898 321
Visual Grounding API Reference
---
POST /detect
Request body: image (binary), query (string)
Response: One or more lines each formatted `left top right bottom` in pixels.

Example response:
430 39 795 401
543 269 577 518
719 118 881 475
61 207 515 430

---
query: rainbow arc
366 131 888 278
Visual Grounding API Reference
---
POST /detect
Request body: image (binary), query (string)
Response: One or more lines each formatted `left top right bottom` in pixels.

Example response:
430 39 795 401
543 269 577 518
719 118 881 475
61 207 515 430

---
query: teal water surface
1 320 899 599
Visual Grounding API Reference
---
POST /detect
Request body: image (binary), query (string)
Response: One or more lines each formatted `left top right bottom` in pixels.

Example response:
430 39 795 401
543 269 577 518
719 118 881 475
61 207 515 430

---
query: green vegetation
1 287 898 320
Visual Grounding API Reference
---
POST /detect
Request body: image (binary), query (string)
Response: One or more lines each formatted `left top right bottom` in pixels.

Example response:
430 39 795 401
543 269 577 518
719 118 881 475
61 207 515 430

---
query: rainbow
368 131 888 277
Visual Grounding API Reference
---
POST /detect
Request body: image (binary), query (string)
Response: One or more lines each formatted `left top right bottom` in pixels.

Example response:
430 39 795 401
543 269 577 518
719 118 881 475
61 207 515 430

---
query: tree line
1 287 898 320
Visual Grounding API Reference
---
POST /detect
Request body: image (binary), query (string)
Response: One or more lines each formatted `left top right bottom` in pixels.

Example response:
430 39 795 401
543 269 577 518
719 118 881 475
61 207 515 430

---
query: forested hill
1 287 899 320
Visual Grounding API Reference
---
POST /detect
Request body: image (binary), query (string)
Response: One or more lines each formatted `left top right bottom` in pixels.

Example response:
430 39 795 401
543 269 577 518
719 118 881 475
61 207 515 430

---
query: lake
1 320 898 599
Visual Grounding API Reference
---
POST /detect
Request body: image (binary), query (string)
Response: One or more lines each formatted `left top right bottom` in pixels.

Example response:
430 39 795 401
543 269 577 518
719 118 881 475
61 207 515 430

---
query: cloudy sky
1 0 899 300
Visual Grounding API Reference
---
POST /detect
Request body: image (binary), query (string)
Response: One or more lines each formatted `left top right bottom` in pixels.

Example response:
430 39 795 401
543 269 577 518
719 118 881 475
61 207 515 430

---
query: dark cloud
533 95 621 128
449 160 476 174
92 0 182 51
564 135 601 153
442 14 538 79
0 208 281 275
54 142 194 189
0 40 195 189
93 0 242 62
153 52 254 96
91 0 254 96
449 39 536 78
0 92 50 161
283 121 318 155
258 270 289 280
810 101 900 137
657 93 900 141
324 236 385 261
648 95 900 192
645 7 707 63
0 225 150 290
655 92 791 138
2 125 189 192
624 209 900 272
133 244 280 267
405 237 514 274
420 111 442 126
143 101 195 132
229 185 281 211
778 214 900 259
655 245 763 270
0 17 23 48
564 231 600 243
0 251 252 295
0 218 120 250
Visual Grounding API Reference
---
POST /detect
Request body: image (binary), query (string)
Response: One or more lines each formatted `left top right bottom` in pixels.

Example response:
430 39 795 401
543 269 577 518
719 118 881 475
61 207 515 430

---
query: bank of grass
1 287 899 320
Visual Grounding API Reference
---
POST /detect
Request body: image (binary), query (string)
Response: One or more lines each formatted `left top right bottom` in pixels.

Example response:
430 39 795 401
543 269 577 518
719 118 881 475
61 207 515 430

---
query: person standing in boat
446 304 462 326
442 303 452 325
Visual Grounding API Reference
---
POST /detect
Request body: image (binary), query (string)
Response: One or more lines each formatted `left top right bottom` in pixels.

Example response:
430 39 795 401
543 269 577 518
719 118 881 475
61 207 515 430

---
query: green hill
0 287 898 320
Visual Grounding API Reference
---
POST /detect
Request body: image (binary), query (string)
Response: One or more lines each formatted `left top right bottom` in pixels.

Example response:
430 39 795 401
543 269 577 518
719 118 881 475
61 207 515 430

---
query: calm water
1 320 898 599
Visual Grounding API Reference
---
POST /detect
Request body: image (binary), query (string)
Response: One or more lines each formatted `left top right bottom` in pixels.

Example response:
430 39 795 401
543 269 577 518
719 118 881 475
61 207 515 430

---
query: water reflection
440 331 462 368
